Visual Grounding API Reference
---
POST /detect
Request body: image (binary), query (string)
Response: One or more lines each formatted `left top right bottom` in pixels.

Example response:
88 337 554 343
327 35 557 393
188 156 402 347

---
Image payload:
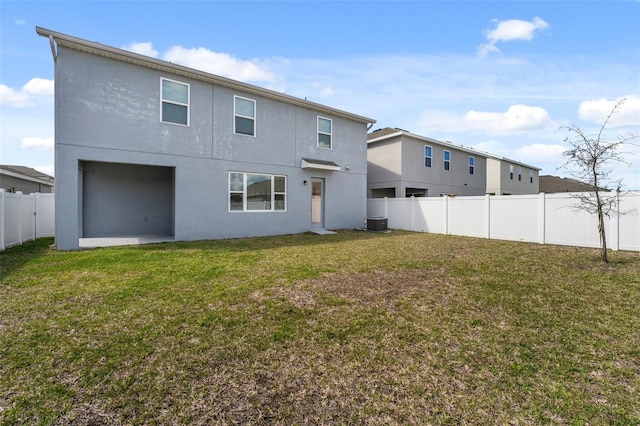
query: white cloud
486 17 549 43
22 78 54 96
20 137 54 150
0 78 54 107
515 143 566 164
463 105 557 135
122 42 159 58
478 17 549 57
578 95 640 128
163 46 275 83
0 84 30 107
14 17 27 26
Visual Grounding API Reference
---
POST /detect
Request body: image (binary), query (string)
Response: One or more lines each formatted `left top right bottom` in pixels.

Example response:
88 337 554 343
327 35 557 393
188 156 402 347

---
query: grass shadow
92 229 403 254
0 237 55 282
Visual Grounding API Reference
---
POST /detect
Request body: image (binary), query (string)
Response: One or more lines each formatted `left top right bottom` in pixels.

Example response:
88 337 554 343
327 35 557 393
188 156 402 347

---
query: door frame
311 177 325 229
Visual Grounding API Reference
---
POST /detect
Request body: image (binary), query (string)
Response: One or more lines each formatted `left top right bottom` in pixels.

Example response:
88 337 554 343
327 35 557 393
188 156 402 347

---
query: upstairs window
509 164 514 180
234 96 256 136
443 150 451 171
518 167 523 181
161 78 189 125
530 170 534 183
424 146 432 168
318 117 332 149
469 156 475 175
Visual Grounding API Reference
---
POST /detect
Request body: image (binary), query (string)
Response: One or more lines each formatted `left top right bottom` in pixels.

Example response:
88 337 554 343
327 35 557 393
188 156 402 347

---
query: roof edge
36 26 376 125
368 127 541 170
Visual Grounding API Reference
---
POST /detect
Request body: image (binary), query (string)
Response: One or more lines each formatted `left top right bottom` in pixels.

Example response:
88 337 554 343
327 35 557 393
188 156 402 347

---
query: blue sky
2 1 639 188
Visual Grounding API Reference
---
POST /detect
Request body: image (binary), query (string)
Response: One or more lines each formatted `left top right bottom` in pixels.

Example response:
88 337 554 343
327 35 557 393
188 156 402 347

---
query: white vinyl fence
367 191 640 252
0 190 55 251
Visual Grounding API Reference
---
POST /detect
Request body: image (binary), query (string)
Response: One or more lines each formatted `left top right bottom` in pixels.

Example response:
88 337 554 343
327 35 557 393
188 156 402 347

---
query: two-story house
367 127 539 198
38 28 375 250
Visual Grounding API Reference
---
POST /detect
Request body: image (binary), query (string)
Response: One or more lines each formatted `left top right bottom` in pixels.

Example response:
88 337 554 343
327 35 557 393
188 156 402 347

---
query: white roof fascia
36 27 376 127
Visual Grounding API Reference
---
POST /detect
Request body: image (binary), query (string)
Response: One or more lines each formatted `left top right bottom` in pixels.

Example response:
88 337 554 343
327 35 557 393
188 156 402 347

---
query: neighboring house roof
0 165 55 186
539 175 606 193
368 127 541 171
36 27 376 127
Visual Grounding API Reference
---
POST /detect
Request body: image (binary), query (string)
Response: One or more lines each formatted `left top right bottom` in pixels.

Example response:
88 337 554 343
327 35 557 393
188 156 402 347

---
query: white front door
311 178 324 229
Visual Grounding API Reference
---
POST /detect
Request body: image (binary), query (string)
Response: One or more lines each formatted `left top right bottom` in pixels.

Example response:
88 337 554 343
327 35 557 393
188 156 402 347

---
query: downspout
48 34 57 62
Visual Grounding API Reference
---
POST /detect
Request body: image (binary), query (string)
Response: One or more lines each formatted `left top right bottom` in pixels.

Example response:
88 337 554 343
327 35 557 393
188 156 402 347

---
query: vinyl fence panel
618 192 640 251
1 190 55 250
544 193 602 248
448 196 487 238
490 194 541 243
35 193 55 238
367 191 639 252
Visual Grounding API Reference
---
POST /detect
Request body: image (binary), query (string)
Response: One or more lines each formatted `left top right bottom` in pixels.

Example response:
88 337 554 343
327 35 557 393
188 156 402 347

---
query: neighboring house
539 175 605 193
485 157 540 195
37 28 375 250
367 128 540 197
0 165 54 193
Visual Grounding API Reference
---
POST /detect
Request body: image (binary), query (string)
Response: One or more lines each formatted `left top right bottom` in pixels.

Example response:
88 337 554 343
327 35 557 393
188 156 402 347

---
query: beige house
367 128 540 197
486 157 540 195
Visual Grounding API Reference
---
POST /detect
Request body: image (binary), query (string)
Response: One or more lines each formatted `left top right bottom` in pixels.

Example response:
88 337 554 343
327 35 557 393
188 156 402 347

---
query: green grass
1 231 639 425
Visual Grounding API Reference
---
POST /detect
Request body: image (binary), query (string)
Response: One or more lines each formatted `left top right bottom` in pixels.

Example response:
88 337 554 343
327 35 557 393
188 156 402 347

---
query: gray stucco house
367 127 539 197
37 28 375 250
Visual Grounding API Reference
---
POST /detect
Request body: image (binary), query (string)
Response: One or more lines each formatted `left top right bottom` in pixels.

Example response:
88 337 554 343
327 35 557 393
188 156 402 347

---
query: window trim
234 95 256 137
443 150 451 171
228 171 287 212
424 145 432 168
160 77 190 126
469 156 475 175
317 116 332 149
530 170 534 184
509 164 514 180
518 166 523 181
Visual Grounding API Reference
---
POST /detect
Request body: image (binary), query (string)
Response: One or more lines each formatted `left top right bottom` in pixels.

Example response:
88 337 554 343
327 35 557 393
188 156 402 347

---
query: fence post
383 197 388 220
485 194 491 239
17 191 24 245
609 191 620 251
444 195 449 235
0 189 5 251
410 195 416 232
539 192 546 245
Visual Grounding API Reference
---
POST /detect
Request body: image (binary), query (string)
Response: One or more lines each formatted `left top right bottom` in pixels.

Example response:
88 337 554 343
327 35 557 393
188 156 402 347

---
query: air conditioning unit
366 217 388 232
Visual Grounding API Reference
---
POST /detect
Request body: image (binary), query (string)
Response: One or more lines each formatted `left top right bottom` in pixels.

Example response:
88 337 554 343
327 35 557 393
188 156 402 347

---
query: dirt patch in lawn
271 268 460 310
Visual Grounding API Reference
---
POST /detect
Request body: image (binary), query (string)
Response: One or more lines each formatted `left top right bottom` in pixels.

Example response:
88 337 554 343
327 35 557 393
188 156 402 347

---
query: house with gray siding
0 165 55 194
37 28 375 250
367 127 539 197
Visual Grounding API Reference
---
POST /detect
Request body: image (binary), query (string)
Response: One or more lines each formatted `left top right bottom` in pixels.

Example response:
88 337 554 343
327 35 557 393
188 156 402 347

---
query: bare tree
559 98 637 262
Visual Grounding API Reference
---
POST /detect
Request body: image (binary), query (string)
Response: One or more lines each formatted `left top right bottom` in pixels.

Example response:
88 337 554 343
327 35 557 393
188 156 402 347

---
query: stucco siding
51 41 371 249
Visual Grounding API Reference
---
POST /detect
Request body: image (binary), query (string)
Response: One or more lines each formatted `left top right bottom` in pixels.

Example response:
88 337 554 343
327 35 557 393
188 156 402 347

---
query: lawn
1 231 639 425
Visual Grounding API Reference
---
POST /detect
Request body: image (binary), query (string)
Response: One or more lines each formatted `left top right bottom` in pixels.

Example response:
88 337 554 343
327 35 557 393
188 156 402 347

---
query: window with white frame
518 166 522 181
469 156 475 175
509 164 514 180
229 172 286 212
234 96 256 136
443 150 451 171
530 170 534 183
161 78 189 125
424 146 432 168
318 117 332 149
